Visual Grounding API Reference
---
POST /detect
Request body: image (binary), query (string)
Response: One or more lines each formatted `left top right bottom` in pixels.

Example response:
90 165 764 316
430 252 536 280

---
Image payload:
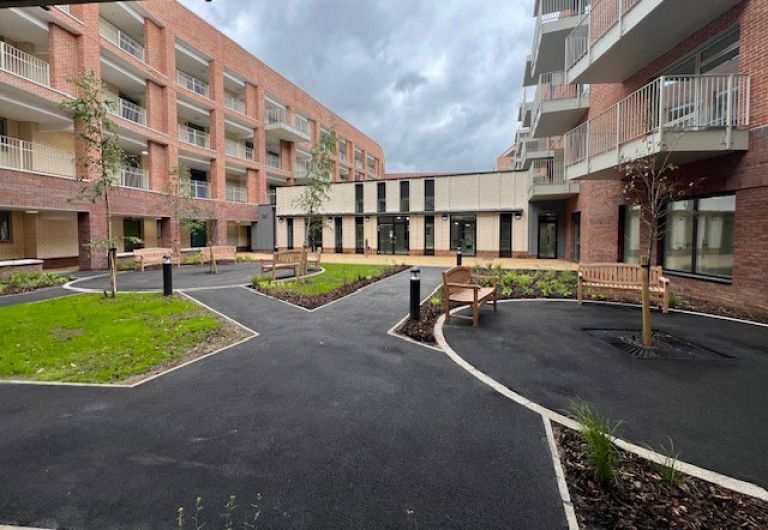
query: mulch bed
252 265 409 310
555 425 768 529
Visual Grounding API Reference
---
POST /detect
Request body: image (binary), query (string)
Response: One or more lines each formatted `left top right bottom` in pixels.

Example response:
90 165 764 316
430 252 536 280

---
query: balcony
529 0 589 83
99 17 145 63
518 134 562 169
266 153 282 169
564 74 750 180
528 158 579 201
226 184 247 203
110 97 146 126
0 135 76 178
0 41 50 86
187 180 211 199
565 0 741 84
224 92 246 114
518 100 534 128
225 138 254 161
177 70 209 98
265 107 311 143
178 124 210 149
531 72 589 138
119 166 149 189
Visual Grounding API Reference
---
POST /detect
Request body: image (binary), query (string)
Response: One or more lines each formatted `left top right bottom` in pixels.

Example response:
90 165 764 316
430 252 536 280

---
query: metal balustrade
266 107 286 125
187 179 210 199
566 0 643 70
0 135 76 178
532 0 589 72
0 41 50 86
110 97 146 125
225 138 254 160
564 74 751 166
294 115 309 134
267 153 281 169
177 70 209 98
120 167 149 189
529 158 565 186
224 92 246 113
99 17 145 62
178 124 210 149
226 184 247 203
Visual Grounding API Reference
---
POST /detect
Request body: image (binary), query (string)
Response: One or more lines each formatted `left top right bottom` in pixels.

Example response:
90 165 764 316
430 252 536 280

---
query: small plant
430 296 442 306
572 403 621 487
236 254 256 263
183 253 204 266
514 274 535 296
0 283 6 294
117 260 136 272
668 292 680 308
2 271 69 292
656 438 683 488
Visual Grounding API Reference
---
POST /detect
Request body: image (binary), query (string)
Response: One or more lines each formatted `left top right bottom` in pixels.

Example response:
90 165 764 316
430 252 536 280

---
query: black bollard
410 267 421 321
162 254 173 296
456 247 463 266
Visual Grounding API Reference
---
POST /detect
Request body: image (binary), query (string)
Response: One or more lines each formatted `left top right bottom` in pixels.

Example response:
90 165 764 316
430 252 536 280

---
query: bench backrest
579 263 663 285
443 266 475 293
210 246 236 260
274 249 304 265
134 248 171 260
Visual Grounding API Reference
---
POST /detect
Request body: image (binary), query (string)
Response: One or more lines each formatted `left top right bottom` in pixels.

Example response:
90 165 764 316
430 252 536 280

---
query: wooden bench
578 263 670 313
443 266 499 327
262 249 305 281
199 246 237 264
133 248 179 271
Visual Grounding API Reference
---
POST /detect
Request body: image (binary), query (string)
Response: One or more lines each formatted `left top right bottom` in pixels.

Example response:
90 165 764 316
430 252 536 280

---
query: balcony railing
226 184 247 203
187 180 210 199
178 124 210 149
0 135 76 178
266 107 286 125
529 158 565 186
267 153 281 169
225 138 254 160
120 166 149 189
565 0 642 70
532 0 589 71
0 41 50 86
99 17 145 62
294 116 309 135
177 70 209 98
110 97 146 126
564 74 751 166
536 71 589 102
224 93 246 114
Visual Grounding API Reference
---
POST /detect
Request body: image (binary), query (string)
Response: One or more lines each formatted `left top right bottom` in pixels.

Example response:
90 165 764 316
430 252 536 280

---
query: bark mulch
556 425 768 529
252 265 409 310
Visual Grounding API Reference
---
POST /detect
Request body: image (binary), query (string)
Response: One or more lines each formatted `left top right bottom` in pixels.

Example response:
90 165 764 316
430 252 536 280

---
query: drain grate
584 329 734 361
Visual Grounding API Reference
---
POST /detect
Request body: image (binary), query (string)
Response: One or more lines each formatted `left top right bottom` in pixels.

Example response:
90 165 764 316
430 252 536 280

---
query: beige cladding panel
385 180 399 213
322 221 333 249
513 216 527 253
477 213 500 252
0 211 26 260
364 181 377 214
434 178 450 211
447 176 476 211
410 178 425 212
478 174 501 211
410 215 424 251
434 214 451 252
295 218 307 247
342 216 355 250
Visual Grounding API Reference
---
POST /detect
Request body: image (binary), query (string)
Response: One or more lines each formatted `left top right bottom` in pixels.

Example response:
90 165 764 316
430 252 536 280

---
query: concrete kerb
434 299 768 502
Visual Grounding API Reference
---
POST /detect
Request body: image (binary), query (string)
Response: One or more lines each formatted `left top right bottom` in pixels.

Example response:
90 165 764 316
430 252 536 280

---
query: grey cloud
180 0 533 172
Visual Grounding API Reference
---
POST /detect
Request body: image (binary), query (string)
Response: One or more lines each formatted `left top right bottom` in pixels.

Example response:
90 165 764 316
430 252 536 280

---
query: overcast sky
179 0 533 173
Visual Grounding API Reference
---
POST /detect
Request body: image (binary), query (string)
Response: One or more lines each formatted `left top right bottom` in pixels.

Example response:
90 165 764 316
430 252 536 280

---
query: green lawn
257 263 396 296
0 293 229 383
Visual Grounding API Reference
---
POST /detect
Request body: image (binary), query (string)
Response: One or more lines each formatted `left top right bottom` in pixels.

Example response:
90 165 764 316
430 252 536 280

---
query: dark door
571 212 581 262
286 218 294 249
355 217 364 254
191 224 207 248
123 218 143 252
450 216 477 256
334 217 343 253
538 214 558 259
377 216 409 255
499 214 513 258
424 215 435 256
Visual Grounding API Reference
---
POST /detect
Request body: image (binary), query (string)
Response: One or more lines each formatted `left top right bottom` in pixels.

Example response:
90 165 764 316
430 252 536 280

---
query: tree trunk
207 221 217 274
105 190 117 298
641 255 652 347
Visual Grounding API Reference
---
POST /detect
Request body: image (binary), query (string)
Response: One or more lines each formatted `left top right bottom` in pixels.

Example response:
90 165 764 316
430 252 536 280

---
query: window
286 218 294 249
664 195 735 279
0 211 11 242
424 179 435 212
424 215 434 256
622 205 641 264
400 181 410 212
664 27 740 76
377 182 386 213
355 183 364 213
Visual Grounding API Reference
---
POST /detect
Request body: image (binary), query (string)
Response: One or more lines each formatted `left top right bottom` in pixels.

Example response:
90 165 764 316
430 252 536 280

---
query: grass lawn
0 293 240 384
261 263 396 296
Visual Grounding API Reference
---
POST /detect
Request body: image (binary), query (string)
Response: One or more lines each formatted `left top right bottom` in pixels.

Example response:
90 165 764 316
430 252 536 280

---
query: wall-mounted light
514 212 523 220
364 216 370 223
278 217 284 223
24 210 39 215
441 213 448 221
328 216 333 222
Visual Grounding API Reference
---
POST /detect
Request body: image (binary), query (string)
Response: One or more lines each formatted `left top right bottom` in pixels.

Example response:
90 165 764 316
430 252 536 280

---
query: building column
48 23 79 93
78 211 108 270
247 167 264 205
145 81 167 133
143 18 166 72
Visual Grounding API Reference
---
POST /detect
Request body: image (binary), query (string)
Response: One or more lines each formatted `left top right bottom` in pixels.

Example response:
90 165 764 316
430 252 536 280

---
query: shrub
668 292 680 308
183 253 203 266
0 283 5 294
514 273 535 296
236 254 255 263
4 271 68 292
117 260 136 272
572 403 621 488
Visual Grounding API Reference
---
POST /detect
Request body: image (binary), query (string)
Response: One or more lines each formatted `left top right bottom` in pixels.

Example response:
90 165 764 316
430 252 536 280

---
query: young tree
619 145 696 347
163 165 219 274
293 127 337 251
61 70 127 297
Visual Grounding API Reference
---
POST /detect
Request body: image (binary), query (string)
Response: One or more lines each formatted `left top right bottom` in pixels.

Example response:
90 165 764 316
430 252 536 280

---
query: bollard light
162 254 173 296
456 247 463 266
410 266 421 321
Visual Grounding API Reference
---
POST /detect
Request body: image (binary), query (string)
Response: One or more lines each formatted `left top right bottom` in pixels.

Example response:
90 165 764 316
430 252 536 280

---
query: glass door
571 212 581 262
377 216 409 255
424 215 435 256
450 215 477 256
377 217 393 255
334 217 343 253
537 214 558 259
355 217 364 254
123 218 143 252
393 216 409 255
499 214 512 258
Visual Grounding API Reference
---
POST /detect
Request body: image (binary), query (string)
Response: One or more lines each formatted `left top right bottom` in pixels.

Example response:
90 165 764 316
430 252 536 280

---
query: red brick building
508 0 767 316
0 0 383 269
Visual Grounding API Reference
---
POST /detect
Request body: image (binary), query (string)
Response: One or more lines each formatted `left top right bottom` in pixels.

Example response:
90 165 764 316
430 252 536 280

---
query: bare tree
61 70 130 297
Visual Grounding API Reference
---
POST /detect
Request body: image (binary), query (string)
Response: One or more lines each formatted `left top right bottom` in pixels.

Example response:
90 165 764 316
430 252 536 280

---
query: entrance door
450 215 477 256
538 214 558 259
191 224 207 248
571 212 581 262
377 216 409 255
334 217 343 253
123 218 143 252
355 217 364 254
499 214 513 258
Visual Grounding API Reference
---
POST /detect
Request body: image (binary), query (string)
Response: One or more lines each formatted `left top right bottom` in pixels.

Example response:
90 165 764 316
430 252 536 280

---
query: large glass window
286 218 294 249
450 215 476 256
400 181 410 212
424 215 435 256
0 211 11 242
377 182 386 213
355 183 364 213
424 179 435 212
622 205 641 264
664 195 734 279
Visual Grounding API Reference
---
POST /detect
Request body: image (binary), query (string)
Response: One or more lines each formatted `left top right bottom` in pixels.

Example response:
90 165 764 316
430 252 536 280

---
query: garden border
435 299 768 502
